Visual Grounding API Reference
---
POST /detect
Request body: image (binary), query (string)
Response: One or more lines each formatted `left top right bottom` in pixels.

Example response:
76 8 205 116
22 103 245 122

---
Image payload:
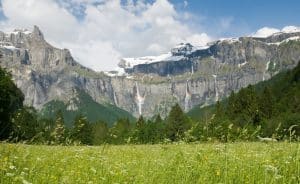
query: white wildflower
22 179 32 184
6 173 14 177
9 165 16 170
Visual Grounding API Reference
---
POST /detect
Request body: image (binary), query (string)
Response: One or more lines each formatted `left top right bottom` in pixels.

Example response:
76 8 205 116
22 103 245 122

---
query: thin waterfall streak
213 74 218 102
135 82 145 115
184 80 191 111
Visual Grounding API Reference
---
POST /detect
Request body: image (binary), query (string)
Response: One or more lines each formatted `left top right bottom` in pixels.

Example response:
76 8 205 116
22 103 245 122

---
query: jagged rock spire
32 25 44 40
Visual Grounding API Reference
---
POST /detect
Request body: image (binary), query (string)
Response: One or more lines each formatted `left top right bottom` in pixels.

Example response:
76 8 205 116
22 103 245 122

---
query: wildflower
264 165 278 175
6 173 14 177
9 165 16 170
22 179 32 184
90 167 96 174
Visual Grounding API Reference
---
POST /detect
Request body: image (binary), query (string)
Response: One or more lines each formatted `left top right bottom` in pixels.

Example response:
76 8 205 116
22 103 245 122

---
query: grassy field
0 142 299 184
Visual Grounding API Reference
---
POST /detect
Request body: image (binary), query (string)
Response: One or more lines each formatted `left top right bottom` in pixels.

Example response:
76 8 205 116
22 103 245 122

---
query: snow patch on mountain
266 36 300 45
219 37 240 44
9 29 32 35
252 27 280 38
281 26 300 33
0 41 17 50
252 26 300 38
119 43 208 69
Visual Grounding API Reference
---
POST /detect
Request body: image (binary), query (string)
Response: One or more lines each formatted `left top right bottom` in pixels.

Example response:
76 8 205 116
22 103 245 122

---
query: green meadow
1 142 299 184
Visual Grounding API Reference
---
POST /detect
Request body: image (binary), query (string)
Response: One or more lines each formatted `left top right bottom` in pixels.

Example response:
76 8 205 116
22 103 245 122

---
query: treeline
1 103 192 145
0 65 192 145
1 61 300 145
188 61 300 142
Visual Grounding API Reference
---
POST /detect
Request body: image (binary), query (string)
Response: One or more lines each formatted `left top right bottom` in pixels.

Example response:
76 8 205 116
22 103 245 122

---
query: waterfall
113 91 118 106
191 62 194 75
212 74 219 102
184 80 191 112
135 82 145 116
263 60 271 81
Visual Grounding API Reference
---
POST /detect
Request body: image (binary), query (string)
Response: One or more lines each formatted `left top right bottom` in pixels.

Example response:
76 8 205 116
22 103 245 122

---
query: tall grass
0 142 299 183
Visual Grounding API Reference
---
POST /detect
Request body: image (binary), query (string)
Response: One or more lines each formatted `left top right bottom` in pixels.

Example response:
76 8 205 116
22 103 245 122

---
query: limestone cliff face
0 26 113 109
1 26 300 118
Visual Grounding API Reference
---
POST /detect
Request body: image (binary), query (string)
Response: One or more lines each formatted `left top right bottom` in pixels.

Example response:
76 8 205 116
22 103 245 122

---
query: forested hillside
188 61 300 141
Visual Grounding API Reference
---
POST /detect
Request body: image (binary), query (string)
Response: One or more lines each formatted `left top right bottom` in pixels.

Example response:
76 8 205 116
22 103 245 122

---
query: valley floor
0 142 299 184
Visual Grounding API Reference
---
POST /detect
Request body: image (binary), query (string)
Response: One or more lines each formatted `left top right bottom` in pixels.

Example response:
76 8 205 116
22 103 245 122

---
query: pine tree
226 91 237 120
166 103 191 141
51 110 66 144
11 107 39 142
259 86 276 119
136 116 145 129
0 66 24 140
109 118 131 144
151 114 165 143
72 114 93 145
92 121 109 145
133 116 147 143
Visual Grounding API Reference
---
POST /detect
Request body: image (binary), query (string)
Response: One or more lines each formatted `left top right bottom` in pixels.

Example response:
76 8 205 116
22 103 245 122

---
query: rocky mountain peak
32 25 44 40
1 25 300 118
171 43 193 56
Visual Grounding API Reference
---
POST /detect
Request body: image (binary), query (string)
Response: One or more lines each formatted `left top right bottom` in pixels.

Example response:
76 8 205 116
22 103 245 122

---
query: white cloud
63 41 121 71
251 27 280 38
1 0 79 40
1 0 211 71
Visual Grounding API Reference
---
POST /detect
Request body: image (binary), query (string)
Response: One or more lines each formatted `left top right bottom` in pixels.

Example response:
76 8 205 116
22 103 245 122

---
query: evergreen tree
136 116 145 129
166 104 191 141
11 107 39 142
51 110 66 144
92 121 109 145
109 118 131 144
259 86 276 119
37 118 55 144
132 116 148 143
226 91 237 119
72 114 93 145
227 86 260 126
0 67 24 139
150 114 165 143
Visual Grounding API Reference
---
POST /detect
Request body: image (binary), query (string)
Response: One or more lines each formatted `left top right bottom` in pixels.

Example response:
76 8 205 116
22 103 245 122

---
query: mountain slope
39 89 135 127
187 61 300 135
1 26 300 118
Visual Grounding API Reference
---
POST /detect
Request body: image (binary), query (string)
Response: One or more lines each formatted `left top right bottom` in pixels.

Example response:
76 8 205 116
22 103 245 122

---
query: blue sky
172 0 300 37
2 0 299 37
0 0 299 71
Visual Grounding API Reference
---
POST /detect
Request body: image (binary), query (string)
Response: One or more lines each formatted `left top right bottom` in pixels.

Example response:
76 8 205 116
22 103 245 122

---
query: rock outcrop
1 26 300 118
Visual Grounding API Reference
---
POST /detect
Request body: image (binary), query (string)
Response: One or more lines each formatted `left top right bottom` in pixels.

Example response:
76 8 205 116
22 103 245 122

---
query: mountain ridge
1 25 300 118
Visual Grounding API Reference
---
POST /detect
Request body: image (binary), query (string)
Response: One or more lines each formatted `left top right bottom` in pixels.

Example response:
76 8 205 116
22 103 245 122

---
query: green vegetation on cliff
39 90 135 127
187 61 300 140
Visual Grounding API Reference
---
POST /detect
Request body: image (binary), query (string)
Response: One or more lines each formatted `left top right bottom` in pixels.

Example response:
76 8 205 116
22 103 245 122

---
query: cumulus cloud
0 0 211 71
1 0 79 39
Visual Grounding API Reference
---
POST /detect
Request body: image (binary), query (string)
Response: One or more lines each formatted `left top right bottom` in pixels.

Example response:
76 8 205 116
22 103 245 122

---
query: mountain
40 89 135 126
1 26 300 118
0 26 134 124
187 61 300 136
